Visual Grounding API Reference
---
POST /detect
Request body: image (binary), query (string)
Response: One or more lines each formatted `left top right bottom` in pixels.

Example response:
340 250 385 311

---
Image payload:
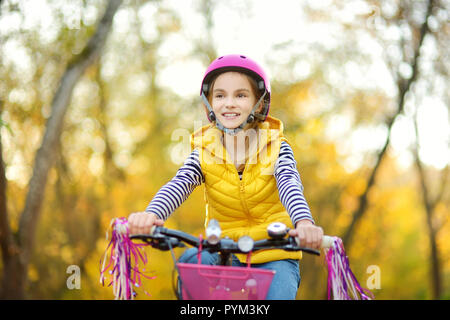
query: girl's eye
237 93 247 98
215 94 224 99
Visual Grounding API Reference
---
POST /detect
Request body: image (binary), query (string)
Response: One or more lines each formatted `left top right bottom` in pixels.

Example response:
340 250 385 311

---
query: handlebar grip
294 235 335 249
321 235 335 249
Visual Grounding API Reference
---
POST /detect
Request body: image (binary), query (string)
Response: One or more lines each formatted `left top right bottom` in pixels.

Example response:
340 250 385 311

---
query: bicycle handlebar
130 223 335 256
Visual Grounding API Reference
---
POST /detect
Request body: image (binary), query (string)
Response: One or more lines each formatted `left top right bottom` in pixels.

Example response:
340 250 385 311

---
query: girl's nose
224 96 236 107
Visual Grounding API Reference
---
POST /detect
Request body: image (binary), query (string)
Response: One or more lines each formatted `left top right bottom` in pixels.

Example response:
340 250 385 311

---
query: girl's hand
288 220 323 250
128 212 164 235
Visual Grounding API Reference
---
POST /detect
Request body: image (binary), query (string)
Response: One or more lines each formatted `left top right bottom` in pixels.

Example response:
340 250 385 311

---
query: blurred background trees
0 0 448 299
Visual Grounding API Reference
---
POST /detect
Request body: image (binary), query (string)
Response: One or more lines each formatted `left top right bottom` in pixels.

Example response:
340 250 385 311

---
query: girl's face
210 72 260 129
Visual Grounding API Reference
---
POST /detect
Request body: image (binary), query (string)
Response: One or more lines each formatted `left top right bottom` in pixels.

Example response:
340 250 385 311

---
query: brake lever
154 237 186 251
254 237 321 256
130 233 186 250
288 236 321 256
129 234 156 243
296 246 320 256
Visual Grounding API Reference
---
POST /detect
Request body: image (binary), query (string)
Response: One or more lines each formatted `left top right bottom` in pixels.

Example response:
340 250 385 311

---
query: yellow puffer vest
190 116 302 263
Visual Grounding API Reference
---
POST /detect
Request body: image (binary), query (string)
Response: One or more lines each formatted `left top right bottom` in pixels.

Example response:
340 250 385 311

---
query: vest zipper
232 152 251 222
239 180 251 219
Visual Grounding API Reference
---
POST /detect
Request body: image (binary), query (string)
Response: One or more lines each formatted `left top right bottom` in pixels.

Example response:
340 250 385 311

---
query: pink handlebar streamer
324 237 374 300
99 217 155 300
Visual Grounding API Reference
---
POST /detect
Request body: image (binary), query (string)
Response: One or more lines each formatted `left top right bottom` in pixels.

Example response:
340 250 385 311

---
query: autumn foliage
0 0 448 299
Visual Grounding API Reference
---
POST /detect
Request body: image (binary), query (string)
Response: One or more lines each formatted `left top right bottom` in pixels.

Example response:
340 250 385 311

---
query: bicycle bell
267 222 288 239
206 219 222 245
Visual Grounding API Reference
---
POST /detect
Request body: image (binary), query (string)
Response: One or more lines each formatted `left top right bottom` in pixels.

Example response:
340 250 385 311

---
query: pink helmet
200 54 271 125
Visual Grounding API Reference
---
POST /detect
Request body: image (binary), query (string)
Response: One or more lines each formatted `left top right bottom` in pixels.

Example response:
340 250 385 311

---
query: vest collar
190 116 285 164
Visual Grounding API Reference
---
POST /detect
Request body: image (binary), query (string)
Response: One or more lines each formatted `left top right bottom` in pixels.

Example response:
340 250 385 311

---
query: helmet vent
240 55 247 59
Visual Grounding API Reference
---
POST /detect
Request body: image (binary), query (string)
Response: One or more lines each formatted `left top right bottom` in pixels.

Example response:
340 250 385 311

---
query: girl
128 54 323 299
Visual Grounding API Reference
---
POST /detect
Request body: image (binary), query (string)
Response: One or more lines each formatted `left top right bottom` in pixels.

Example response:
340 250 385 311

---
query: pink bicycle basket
177 263 275 300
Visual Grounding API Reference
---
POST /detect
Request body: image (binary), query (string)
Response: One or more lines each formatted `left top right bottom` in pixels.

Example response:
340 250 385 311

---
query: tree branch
17 0 122 267
0 100 18 266
342 0 435 249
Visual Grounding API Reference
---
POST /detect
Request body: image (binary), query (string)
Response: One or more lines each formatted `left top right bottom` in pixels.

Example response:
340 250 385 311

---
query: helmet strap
201 90 267 136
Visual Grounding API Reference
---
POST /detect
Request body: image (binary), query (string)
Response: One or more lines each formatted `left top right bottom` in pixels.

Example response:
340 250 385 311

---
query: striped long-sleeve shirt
145 141 314 226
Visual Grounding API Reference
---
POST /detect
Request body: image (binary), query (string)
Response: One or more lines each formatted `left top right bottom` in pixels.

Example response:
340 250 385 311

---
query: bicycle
129 220 334 300
100 217 372 300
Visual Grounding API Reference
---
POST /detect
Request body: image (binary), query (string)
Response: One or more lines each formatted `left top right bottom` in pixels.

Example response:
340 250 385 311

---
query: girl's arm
144 149 204 221
274 141 315 226
275 141 323 249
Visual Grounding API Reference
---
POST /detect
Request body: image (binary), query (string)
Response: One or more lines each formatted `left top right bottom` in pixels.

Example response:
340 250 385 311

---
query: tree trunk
414 156 442 299
0 99 25 299
412 97 446 299
0 0 122 299
342 0 434 250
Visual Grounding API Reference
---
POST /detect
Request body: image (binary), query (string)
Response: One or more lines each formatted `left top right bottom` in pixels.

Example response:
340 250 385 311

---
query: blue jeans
178 248 301 300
